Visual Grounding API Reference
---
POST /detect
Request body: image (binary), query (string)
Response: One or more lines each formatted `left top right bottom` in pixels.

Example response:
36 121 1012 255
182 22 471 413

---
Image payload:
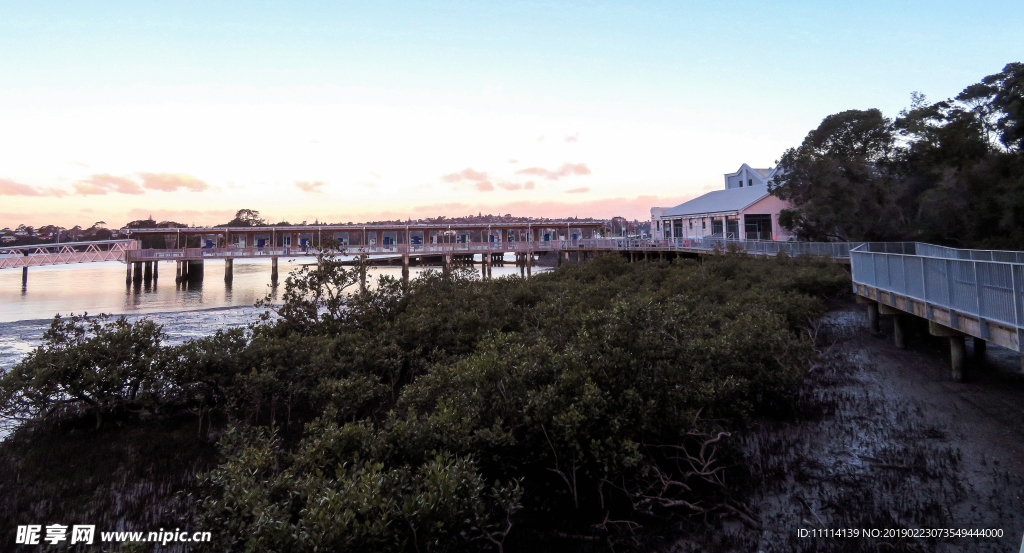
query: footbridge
0 239 138 284
850 242 1024 381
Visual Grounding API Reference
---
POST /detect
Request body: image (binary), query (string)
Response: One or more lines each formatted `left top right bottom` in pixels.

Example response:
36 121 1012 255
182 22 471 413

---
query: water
0 256 542 369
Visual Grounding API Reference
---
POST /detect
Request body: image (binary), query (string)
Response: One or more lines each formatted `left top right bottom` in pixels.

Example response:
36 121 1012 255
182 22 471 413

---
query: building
651 163 792 241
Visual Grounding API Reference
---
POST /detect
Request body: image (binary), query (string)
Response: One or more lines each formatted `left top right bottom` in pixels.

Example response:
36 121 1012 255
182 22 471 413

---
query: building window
688 220 693 229
701 220 706 230
748 179 753 186
738 180 743 187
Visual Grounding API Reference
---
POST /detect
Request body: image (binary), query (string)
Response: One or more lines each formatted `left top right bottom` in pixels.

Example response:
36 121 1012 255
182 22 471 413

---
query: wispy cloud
441 168 489 183
515 162 591 180
524 181 536 190
296 180 327 193
475 181 495 192
565 133 579 143
498 182 522 191
139 173 210 192
508 159 519 164
0 178 67 197
565 187 589 194
73 174 144 195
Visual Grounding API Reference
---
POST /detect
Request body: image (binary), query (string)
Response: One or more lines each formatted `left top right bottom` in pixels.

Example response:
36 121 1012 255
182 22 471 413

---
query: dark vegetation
772 62 1024 249
0 252 853 551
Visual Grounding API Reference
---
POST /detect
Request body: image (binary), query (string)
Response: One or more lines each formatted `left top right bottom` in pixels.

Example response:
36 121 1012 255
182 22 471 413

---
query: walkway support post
22 267 28 286
143 261 152 282
152 261 158 281
133 262 143 283
878 304 905 348
856 296 879 334
126 262 132 284
225 259 233 283
526 251 533 278
929 321 968 382
973 337 986 357
402 254 410 287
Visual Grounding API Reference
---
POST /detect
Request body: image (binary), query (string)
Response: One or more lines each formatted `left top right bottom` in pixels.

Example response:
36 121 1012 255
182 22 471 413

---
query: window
701 220 706 230
688 220 693 229
738 180 743 187
748 179 753 186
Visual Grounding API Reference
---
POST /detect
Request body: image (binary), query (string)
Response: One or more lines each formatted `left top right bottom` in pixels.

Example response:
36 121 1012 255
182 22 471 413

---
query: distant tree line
771 62 1024 248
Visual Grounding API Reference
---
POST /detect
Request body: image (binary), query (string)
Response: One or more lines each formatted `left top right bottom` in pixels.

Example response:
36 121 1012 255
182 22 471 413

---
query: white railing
850 242 1024 330
0 240 139 270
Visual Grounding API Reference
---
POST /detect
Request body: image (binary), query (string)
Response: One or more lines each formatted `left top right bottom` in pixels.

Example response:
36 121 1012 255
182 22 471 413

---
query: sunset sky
1 1 1021 228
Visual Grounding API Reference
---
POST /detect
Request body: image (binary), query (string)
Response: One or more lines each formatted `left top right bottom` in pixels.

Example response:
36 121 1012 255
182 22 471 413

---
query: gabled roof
662 185 771 217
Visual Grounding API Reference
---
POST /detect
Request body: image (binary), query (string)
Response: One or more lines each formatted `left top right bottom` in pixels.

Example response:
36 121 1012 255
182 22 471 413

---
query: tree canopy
771 62 1024 248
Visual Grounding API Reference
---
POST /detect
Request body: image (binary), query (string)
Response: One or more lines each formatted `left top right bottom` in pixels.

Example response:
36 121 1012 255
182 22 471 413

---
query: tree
223 209 266 227
0 315 169 429
770 109 905 241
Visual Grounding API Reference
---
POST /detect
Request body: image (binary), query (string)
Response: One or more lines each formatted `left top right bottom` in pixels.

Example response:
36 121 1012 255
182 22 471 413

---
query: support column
862 300 879 334
271 257 279 285
949 336 967 382
152 261 158 281
224 259 234 283
402 254 410 286
929 321 968 382
359 256 368 292
175 261 183 283
143 261 152 282
186 260 204 283
892 314 906 349
526 251 533 278
486 253 492 279
22 266 28 286
127 262 133 284
133 262 143 283
974 337 986 357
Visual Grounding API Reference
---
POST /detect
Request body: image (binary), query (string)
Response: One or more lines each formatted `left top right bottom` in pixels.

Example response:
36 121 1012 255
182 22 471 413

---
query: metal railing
0 240 139 270
850 242 1024 330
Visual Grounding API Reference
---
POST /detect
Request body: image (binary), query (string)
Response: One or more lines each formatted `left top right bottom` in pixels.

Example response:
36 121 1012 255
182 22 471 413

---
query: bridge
0 240 138 284
850 242 1024 381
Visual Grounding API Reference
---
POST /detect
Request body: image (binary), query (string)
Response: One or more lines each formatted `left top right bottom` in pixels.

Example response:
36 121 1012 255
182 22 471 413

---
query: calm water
0 256 540 369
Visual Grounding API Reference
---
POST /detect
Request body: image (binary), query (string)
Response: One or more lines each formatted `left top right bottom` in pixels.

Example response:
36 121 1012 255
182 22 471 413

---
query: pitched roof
662 185 770 217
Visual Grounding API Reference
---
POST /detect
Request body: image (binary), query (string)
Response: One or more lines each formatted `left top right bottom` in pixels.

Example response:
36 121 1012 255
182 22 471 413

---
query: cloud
0 178 67 197
475 181 495 192
515 162 591 180
498 182 522 191
296 180 327 193
138 172 210 192
73 174 144 195
524 181 535 190
508 159 518 164
441 168 489 183
565 187 590 194
565 133 579 143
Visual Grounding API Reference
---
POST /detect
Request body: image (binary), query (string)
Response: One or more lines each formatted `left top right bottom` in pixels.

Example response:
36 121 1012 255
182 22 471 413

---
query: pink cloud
565 133 579 143
565 187 590 194
139 172 210 192
524 181 535 190
411 202 471 213
441 168 489 183
475 181 495 192
515 162 591 180
296 180 327 193
508 159 519 164
0 178 67 197
73 174 144 195
498 182 522 191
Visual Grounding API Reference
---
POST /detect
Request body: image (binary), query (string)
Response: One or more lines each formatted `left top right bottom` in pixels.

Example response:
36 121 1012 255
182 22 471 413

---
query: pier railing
850 242 1024 333
0 240 138 270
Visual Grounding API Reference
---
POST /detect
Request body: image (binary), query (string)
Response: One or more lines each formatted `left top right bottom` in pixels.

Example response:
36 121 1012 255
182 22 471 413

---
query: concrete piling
271 257 279 285
892 314 906 349
224 259 233 283
949 336 967 382
402 254 410 286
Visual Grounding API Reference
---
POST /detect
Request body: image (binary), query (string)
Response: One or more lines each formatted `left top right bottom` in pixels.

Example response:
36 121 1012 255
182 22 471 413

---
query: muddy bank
679 304 1024 552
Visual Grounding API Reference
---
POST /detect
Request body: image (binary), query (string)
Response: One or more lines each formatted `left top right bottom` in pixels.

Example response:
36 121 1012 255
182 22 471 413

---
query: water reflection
0 256 540 323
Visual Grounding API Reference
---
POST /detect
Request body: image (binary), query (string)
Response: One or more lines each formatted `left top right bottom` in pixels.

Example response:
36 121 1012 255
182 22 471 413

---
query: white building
651 163 792 241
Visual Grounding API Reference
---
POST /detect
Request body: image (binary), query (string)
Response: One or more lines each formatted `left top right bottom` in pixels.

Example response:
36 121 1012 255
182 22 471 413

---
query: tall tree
770 109 905 241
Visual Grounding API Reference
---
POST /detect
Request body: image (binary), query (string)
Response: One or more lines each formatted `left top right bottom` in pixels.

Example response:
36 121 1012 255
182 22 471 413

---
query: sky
0 1 1021 228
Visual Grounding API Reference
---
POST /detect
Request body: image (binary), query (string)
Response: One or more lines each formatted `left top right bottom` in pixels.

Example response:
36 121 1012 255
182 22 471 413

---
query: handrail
850 242 1024 330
